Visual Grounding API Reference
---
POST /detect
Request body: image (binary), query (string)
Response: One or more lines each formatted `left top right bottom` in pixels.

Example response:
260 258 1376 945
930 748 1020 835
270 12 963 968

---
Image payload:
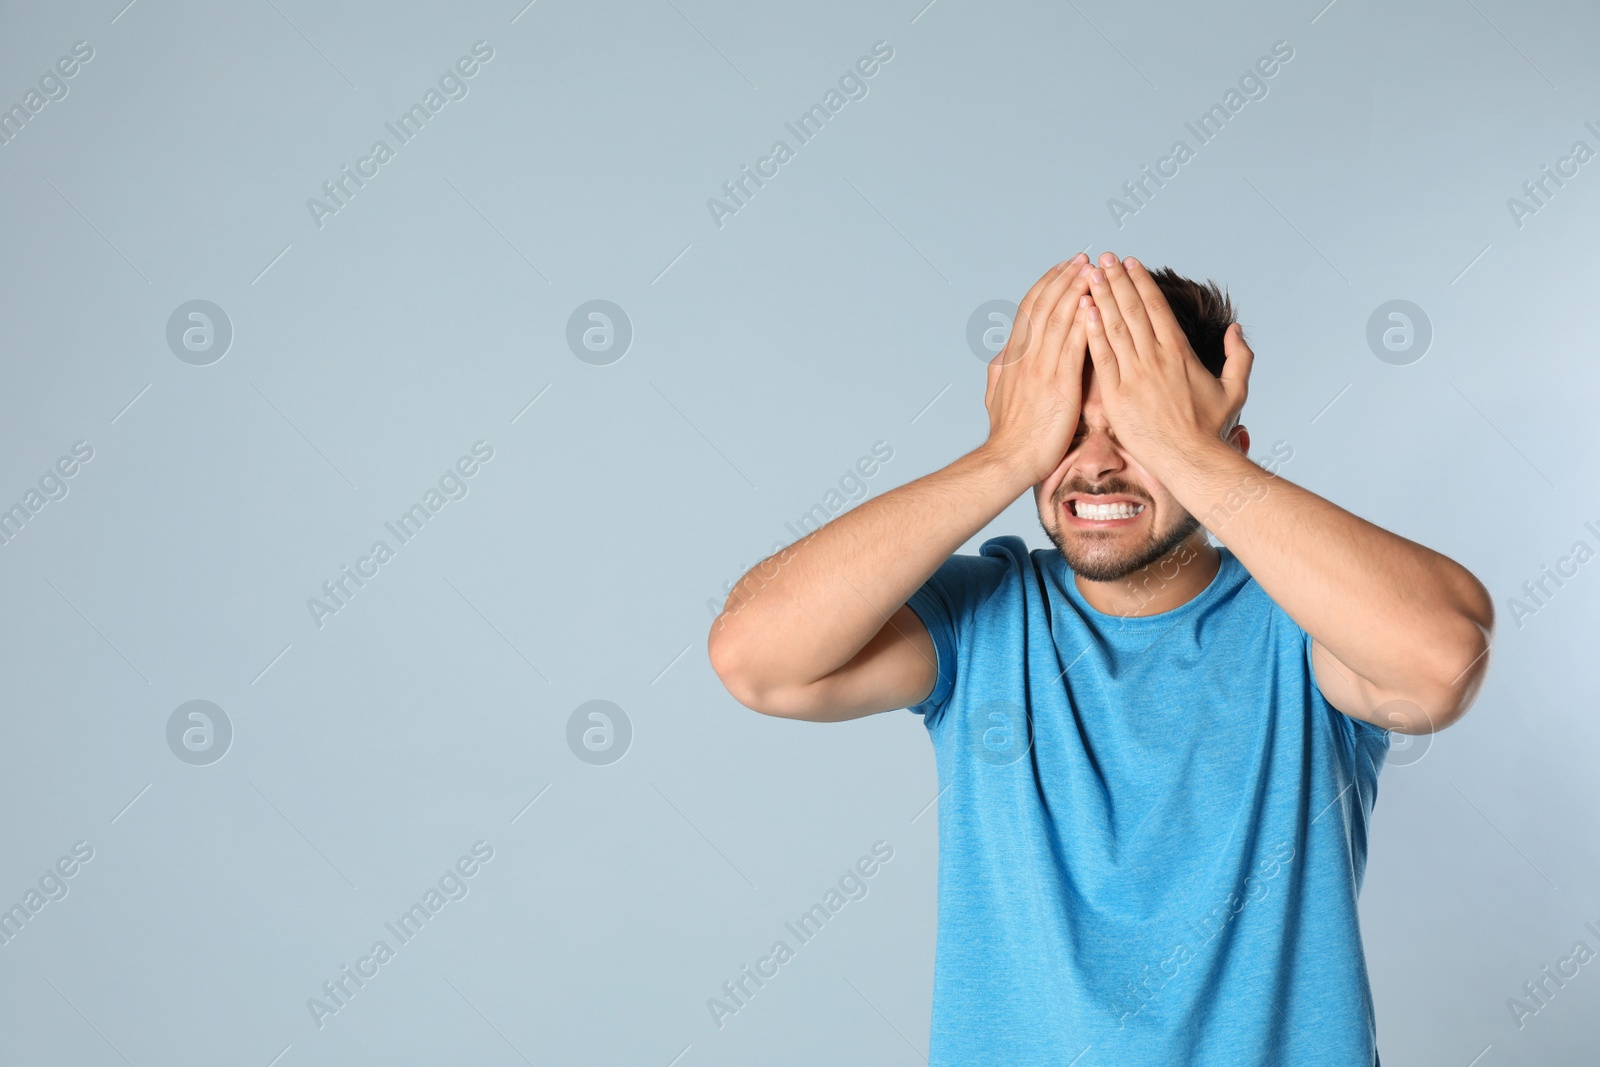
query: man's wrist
966 443 1040 498
1146 433 1255 511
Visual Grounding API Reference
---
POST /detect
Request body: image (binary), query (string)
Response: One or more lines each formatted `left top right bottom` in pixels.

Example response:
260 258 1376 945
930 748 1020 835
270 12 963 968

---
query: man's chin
1043 515 1202 583
1051 542 1155 583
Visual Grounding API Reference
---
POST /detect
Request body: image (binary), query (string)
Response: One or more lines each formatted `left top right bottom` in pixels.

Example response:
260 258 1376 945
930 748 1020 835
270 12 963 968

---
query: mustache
1056 482 1148 503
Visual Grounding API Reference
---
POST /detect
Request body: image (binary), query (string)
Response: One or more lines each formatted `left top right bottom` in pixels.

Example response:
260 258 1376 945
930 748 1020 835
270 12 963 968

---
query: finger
1000 256 1080 369
1058 294 1092 426
1030 253 1087 302
1035 266 1096 365
1087 261 1139 368
1100 254 1159 357
1016 254 1089 364
1014 254 1087 342
1122 256 1184 351
1082 297 1121 390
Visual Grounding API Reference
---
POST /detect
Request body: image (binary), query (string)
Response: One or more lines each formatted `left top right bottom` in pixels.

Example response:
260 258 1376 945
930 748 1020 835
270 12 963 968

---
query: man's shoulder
934 534 1039 587
916 535 1033 614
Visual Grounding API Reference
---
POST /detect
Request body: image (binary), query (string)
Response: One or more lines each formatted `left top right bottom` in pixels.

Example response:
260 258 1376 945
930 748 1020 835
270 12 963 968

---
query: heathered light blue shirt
905 535 1390 1066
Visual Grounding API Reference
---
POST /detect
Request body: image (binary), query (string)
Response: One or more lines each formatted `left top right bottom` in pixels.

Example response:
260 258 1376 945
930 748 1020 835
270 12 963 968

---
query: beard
1040 483 1204 583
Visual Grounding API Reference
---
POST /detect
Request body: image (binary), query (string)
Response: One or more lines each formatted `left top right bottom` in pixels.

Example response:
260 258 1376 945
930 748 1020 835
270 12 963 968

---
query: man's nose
1070 429 1124 479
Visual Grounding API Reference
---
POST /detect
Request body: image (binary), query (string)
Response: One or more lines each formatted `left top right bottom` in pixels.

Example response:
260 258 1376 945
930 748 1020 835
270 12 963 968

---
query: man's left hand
1079 251 1253 475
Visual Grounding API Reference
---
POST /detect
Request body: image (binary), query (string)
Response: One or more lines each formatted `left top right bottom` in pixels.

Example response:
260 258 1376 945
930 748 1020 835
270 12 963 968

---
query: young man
706 251 1494 1065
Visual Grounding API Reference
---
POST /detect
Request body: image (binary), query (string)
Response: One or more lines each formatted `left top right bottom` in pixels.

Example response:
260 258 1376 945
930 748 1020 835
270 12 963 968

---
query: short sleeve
901 547 1011 728
904 584 956 724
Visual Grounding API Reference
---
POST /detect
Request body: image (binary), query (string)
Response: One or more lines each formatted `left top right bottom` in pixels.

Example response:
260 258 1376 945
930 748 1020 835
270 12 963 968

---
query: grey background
1 0 1596 1064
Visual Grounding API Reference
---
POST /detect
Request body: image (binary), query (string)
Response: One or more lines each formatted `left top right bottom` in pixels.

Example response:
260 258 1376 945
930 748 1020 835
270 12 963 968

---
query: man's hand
981 252 1097 487
1080 252 1252 476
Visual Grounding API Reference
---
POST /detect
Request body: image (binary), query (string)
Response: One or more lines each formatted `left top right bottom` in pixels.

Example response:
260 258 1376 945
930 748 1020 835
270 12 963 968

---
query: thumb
1220 322 1253 404
985 350 1005 409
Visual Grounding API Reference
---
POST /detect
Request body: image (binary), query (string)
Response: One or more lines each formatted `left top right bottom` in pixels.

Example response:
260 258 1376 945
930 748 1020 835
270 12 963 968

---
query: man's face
1033 362 1237 582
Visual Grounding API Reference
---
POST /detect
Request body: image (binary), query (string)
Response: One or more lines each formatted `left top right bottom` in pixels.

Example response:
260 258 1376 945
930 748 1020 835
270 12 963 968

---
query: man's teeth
1073 500 1144 519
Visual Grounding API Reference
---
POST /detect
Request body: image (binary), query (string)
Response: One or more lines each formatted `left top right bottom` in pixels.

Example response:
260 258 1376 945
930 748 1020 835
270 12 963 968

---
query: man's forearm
1154 437 1493 707
709 445 1029 694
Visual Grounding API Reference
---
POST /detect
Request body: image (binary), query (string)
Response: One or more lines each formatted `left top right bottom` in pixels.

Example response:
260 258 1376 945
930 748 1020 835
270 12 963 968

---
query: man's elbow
708 618 753 705
1421 609 1495 733
707 617 787 716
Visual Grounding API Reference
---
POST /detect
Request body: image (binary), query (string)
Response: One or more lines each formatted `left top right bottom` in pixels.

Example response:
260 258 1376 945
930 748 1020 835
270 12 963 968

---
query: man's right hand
981 253 1097 488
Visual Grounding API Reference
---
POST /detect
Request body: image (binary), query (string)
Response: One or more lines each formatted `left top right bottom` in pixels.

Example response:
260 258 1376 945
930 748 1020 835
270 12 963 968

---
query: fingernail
1091 267 1106 283
1099 251 1117 267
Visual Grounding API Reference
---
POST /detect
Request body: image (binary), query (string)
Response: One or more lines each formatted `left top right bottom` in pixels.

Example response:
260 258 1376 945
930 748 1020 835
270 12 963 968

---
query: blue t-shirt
904 535 1391 1067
